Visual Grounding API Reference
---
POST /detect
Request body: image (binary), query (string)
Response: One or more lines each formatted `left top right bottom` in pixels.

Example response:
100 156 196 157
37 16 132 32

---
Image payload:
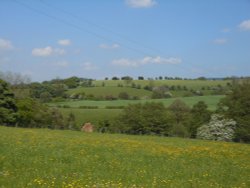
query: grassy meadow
66 79 231 99
50 95 223 110
59 108 122 126
0 126 249 188
67 86 153 98
49 95 224 127
93 79 230 88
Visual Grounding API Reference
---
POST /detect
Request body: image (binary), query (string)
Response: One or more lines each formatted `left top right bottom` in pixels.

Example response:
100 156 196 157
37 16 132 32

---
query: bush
62 105 70 108
116 102 172 135
118 92 129 100
79 106 98 109
105 106 125 109
197 114 236 141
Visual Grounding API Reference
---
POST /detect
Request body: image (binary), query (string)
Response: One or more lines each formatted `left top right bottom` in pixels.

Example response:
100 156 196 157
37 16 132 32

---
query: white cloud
112 58 138 67
112 56 181 67
213 38 228 45
0 38 13 50
32 46 65 57
81 62 98 71
55 61 69 67
32 46 53 57
239 19 250 31
58 39 71 46
126 0 156 8
99 43 120 49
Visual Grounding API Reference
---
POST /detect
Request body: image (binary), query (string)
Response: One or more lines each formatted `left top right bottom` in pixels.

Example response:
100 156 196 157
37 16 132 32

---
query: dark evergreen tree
0 79 18 126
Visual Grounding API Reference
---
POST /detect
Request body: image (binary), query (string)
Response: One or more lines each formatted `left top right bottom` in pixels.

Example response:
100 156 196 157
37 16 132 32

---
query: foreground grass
1 127 250 188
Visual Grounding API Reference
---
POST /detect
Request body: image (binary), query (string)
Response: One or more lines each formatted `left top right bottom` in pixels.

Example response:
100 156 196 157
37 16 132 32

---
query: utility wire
13 0 205 75
37 0 206 75
39 0 165 56
13 0 153 57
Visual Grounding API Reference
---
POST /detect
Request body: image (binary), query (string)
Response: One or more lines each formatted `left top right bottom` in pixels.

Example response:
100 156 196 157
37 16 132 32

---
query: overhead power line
39 0 165 56
13 0 206 75
13 0 153 57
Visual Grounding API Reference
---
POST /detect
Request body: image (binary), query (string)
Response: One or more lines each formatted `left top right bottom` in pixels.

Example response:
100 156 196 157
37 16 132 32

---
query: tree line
0 79 77 130
0 75 249 143
98 79 250 143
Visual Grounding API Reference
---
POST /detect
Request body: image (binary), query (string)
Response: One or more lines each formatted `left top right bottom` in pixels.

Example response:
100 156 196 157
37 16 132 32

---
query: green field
50 95 224 126
67 79 231 99
93 79 230 88
1 126 249 187
59 108 122 126
50 95 224 110
67 87 152 98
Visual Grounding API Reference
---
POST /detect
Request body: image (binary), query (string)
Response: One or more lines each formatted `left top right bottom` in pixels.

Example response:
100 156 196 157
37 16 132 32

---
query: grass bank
0 126 249 187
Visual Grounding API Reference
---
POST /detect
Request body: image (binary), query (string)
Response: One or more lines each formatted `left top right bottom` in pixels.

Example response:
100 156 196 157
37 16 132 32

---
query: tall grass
1 126 249 187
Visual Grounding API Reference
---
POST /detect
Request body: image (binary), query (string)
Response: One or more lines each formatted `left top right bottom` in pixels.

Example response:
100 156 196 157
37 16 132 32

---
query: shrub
117 102 172 135
118 92 129 100
105 106 125 109
197 114 236 141
79 106 98 109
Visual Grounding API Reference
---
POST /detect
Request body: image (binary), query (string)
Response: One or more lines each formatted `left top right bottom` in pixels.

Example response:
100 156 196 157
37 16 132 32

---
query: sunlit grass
1 126 249 187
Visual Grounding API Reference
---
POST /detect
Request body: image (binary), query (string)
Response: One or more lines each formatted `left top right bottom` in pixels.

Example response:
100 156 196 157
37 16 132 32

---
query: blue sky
0 0 250 81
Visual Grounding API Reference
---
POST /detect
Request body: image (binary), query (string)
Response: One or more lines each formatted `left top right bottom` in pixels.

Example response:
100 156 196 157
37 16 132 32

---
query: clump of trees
218 79 250 142
1 72 250 143
101 100 211 138
116 102 172 135
0 79 77 130
105 79 249 143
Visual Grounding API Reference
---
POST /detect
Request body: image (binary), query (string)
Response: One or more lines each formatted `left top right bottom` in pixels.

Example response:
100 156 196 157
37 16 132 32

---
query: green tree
168 99 191 137
0 79 18 126
188 101 211 138
219 79 250 142
50 108 65 129
118 92 129 100
64 76 80 88
66 112 77 130
117 102 171 135
40 91 52 103
16 98 52 128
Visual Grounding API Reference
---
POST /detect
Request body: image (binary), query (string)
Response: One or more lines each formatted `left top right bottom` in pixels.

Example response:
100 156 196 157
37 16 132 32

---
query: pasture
93 79 230 88
0 126 249 187
49 95 224 110
59 108 122 126
67 86 152 98
67 79 231 99
50 95 224 127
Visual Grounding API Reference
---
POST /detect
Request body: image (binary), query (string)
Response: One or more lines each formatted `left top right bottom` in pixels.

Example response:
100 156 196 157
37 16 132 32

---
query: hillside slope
1 126 249 187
